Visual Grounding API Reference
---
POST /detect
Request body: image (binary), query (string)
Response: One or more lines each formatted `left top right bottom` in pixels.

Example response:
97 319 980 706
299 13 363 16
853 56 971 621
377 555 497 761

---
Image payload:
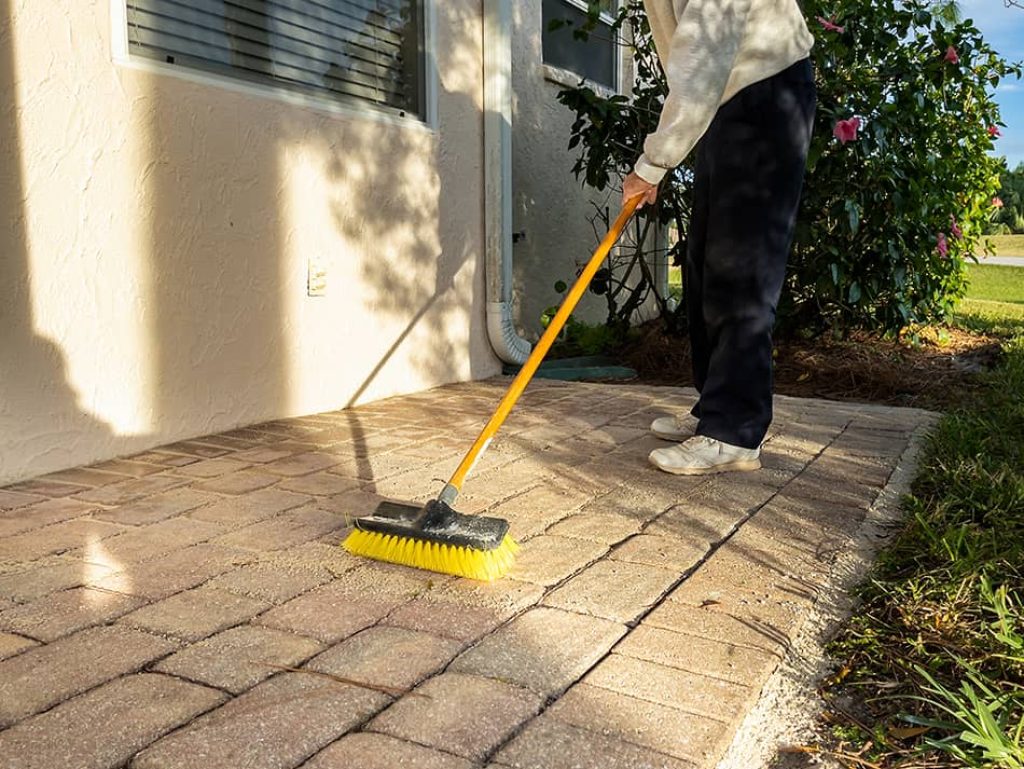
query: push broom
342 195 643 581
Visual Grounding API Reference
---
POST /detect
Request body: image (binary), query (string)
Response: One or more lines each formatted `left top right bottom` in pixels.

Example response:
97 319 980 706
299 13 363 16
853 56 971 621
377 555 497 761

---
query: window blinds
125 0 424 116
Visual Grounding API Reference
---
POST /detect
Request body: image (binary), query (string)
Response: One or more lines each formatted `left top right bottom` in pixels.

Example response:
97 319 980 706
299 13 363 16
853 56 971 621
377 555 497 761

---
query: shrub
791 0 1019 333
555 0 1020 336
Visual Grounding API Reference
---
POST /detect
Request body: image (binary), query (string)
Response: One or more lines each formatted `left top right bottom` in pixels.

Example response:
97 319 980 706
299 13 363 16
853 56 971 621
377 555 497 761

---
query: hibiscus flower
833 117 861 144
817 16 845 33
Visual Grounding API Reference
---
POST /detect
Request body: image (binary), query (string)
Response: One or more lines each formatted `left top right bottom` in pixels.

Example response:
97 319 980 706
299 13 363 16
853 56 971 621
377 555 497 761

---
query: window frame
541 0 622 94
109 0 438 129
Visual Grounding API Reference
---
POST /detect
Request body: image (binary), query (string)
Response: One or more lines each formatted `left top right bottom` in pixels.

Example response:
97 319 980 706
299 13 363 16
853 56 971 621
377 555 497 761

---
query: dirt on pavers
620 320 1000 411
0 381 938 769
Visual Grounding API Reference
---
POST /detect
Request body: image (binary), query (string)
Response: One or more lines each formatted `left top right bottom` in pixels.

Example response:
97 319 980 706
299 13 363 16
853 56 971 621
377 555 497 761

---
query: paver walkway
0 380 936 769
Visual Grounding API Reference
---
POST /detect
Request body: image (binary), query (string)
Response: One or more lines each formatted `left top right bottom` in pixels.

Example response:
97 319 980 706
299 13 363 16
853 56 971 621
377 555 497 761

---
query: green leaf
845 200 861 235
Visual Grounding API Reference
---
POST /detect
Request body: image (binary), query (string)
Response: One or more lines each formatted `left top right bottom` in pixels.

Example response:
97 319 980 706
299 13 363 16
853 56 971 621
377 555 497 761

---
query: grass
979 234 1024 257
824 334 1024 768
966 265 1024 305
824 263 1024 767
955 264 1024 338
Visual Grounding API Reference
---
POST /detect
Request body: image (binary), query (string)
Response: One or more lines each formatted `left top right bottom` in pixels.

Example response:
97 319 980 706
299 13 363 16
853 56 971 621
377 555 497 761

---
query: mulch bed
616 321 1004 411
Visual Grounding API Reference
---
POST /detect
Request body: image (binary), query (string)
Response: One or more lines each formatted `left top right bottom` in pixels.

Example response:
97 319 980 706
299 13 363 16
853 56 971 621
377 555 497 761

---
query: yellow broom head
341 500 519 582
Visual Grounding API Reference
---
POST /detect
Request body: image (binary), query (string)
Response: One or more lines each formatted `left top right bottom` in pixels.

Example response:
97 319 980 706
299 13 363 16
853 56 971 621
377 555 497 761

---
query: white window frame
109 0 439 130
541 0 623 96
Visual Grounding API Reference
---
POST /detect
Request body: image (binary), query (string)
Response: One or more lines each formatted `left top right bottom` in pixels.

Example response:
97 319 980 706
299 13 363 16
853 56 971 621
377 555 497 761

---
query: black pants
686 59 816 449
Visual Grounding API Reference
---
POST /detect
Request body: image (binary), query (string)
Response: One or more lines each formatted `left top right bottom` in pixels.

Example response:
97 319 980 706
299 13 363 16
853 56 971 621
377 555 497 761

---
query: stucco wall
510 0 620 337
0 1 499 484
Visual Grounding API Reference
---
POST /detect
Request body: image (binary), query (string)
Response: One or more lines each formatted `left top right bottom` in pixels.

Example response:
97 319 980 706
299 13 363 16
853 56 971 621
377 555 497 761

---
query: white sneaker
648 435 761 475
650 415 695 441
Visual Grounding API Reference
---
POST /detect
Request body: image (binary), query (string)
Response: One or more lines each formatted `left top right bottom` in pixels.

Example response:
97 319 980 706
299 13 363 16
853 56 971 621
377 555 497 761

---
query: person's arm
633 0 752 186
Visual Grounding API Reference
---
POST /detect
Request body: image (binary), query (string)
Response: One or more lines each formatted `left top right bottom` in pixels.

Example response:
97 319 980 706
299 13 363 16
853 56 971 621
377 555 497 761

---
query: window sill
112 54 436 133
541 63 618 98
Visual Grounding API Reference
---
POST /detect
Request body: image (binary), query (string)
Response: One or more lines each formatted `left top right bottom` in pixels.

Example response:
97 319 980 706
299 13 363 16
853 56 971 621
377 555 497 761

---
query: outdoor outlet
307 256 327 297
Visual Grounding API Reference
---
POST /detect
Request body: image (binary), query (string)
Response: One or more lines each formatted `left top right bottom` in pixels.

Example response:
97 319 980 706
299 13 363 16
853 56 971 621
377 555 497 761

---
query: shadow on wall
139 2 492 462
320 1 492 401
0 0 114 481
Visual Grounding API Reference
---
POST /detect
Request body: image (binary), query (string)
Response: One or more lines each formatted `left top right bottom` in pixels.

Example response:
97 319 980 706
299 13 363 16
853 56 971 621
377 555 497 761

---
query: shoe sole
648 456 762 475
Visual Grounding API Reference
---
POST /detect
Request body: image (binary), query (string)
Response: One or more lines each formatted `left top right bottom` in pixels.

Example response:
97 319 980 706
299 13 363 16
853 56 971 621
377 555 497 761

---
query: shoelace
689 435 717 448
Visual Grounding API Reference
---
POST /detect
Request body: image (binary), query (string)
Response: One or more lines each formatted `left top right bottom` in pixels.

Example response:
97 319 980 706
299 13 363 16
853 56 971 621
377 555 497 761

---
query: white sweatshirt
634 0 815 184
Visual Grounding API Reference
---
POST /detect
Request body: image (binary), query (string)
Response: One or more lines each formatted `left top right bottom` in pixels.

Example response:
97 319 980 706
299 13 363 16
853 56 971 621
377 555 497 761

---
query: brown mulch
618 321 1003 411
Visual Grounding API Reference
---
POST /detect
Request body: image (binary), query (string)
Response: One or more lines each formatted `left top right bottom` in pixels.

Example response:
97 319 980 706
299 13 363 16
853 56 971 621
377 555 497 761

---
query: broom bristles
342 529 520 582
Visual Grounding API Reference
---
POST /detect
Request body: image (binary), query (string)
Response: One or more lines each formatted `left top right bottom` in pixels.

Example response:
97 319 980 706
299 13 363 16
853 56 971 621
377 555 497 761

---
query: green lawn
979 234 1024 257
967 264 1024 304
957 263 1024 336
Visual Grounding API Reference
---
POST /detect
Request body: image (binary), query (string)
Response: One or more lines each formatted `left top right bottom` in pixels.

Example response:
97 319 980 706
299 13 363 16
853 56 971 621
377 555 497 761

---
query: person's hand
623 172 658 209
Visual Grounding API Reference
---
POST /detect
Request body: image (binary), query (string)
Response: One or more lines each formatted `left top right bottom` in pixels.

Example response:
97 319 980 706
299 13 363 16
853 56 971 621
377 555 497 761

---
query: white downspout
482 0 531 365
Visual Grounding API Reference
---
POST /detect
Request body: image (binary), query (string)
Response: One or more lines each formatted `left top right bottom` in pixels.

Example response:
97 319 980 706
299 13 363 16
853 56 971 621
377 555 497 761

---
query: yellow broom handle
438 196 642 505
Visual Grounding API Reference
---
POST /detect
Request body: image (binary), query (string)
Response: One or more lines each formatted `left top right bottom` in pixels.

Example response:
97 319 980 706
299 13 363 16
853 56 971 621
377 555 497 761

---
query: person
621 0 817 475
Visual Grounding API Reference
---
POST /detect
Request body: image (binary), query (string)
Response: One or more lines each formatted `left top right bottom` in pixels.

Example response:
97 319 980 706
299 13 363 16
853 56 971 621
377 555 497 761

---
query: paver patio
0 379 936 769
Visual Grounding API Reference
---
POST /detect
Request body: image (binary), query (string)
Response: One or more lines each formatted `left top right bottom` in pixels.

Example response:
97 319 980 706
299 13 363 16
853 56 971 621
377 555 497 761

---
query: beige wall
510 0 620 337
0 1 500 484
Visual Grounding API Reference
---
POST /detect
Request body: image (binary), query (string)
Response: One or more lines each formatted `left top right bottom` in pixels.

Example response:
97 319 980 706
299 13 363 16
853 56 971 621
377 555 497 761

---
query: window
541 0 618 90
124 0 426 119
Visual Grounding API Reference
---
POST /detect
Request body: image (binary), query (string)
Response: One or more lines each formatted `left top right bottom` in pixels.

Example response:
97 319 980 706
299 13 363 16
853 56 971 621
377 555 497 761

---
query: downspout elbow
487 301 531 365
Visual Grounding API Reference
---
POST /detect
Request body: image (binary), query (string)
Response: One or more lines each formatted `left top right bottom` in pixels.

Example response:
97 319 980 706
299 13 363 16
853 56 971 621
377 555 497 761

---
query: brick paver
507 534 607 586
0 556 117 602
548 683 726 763
0 632 37 661
0 674 225 769
188 487 311 525
306 732 476 769
72 475 189 506
0 518 128 561
0 381 934 768
155 625 323 693
495 716 696 769
133 673 389 769
0 497 98 537
256 567 426 643
0 625 176 726
542 559 679 623
90 543 253 600
369 673 543 761
615 624 779 686
211 505 342 552
87 517 225 564
192 469 280 495
0 489 46 510
120 587 269 642
307 626 461 692
203 563 328 604
0 586 143 642
582 653 752 721
451 606 626 696
92 488 218 526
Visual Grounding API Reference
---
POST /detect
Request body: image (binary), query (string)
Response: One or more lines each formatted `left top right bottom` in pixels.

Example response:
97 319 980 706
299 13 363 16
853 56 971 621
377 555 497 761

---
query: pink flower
993 197 1004 209
944 46 960 64
833 117 862 144
988 125 1002 138
817 16 846 33
937 232 948 258
950 217 963 240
